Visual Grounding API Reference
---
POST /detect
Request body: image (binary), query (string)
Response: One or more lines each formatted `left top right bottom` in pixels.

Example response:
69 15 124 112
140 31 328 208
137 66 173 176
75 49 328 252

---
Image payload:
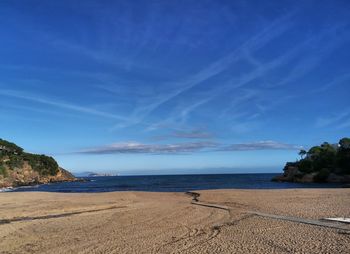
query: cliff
0 138 76 188
272 138 350 183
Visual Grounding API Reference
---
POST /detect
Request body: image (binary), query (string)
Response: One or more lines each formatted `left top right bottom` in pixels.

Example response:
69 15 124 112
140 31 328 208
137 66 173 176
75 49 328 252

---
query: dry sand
0 189 349 253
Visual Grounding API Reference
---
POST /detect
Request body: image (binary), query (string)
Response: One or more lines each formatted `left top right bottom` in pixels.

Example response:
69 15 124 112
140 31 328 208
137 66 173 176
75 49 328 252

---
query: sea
5 173 344 193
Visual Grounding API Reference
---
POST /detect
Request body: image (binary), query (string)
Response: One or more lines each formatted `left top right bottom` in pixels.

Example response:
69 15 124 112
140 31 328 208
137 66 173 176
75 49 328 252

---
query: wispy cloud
106 10 345 132
268 24 350 90
0 89 127 121
138 12 297 119
154 36 309 129
315 109 350 128
144 14 343 129
79 140 300 155
144 39 303 128
336 120 350 130
314 73 350 93
220 141 302 151
175 97 213 124
79 141 218 154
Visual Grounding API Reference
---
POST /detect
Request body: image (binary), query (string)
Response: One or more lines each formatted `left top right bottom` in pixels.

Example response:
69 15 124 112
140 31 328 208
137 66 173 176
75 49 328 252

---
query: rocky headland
0 138 76 188
273 137 350 183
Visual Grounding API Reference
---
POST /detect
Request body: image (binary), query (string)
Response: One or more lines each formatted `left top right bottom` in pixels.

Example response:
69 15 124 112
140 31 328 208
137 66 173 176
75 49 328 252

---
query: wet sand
0 189 349 253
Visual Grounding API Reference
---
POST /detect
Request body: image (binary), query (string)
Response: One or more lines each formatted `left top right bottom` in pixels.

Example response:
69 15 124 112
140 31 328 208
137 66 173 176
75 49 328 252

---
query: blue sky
0 0 349 175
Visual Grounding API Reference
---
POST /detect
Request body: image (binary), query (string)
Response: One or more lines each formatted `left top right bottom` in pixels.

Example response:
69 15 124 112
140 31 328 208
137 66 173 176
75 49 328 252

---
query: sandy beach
0 189 349 253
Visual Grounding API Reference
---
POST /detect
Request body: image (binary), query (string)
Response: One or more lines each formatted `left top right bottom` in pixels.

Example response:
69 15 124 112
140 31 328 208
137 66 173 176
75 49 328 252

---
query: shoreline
0 177 87 192
0 186 14 192
2 185 348 193
1 186 348 193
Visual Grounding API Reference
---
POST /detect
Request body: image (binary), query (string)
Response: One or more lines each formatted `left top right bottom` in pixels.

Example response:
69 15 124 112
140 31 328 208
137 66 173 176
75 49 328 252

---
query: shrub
0 139 23 154
0 164 8 177
313 168 330 183
298 159 313 173
6 155 23 169
22 153 59 176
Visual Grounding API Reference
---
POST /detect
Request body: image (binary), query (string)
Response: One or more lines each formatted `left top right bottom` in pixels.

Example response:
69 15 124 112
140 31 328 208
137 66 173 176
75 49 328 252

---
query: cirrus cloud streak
220 141 302 151
80 141 218 154
79 140 301 155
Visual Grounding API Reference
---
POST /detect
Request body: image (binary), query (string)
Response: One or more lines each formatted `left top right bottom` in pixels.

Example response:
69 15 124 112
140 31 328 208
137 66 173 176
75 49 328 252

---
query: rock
284 166 302 180
0 138 78 188
272 164 350 183
271 175 286 182
299 173 317 183
0 164 77 188
327 173 350 183
272 164 303 182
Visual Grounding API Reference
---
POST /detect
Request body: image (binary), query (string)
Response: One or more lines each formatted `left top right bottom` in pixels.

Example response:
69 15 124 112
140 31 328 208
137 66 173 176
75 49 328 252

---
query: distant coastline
88 173 118 177
74 171 118 177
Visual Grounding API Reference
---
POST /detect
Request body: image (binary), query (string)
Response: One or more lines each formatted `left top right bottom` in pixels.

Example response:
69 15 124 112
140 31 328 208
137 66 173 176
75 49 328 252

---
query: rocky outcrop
272 164 303 182
0 138 77 188
327 173 350 183
273 138 350 184
272 163 350 183
0 162 77 188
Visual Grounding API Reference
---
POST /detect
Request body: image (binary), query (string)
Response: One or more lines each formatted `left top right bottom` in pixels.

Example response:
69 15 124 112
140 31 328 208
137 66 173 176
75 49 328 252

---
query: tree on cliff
338 138 350 174
339 138 350 149
298 149 307 159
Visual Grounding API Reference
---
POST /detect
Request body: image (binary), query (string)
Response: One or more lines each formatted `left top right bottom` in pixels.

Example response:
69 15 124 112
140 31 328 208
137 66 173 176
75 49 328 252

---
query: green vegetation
289 137 350 182
22 153 59 176
0 139 59 176
0 164 8 177
0 138 23 154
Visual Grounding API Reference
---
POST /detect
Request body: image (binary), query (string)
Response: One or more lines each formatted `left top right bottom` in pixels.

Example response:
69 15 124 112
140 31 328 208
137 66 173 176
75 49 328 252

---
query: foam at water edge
0 187 15 192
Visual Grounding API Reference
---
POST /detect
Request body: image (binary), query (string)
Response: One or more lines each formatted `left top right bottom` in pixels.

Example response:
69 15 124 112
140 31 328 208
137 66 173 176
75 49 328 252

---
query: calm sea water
10 173 343 193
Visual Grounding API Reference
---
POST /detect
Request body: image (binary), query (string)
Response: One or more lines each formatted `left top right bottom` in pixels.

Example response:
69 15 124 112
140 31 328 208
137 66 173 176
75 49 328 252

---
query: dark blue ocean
10 173 343 193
